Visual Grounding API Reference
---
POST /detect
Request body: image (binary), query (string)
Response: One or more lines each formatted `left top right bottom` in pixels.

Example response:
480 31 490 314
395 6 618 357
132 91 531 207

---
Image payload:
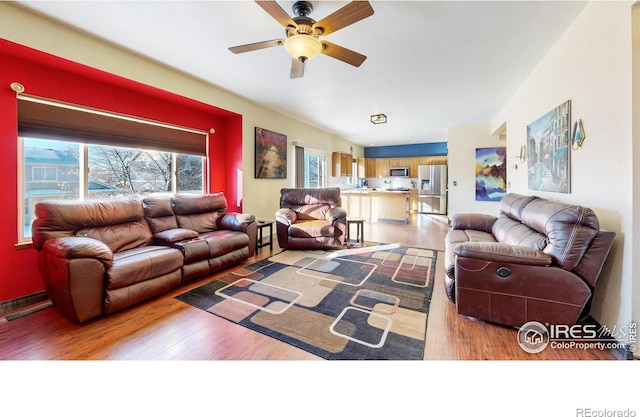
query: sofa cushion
76 219 152 253
107 246 183 290
172 194 227 233
176 212 220 233
498 193 540 221
288 219 335 238
32 197 145 250
520 199 600 270
172 193 227 215
290 204 330 221
199 230 250 258
492 216 547 250
143 195 178 233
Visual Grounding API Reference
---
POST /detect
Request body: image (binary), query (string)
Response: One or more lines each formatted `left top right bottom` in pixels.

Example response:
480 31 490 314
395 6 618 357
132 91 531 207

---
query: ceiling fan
229 1 374 79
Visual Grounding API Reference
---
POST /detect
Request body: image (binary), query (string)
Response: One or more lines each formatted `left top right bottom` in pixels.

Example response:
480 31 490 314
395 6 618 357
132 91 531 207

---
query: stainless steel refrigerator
418 164 447 214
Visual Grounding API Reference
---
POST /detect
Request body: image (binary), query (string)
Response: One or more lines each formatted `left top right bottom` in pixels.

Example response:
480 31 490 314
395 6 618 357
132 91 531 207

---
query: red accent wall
0 39 243 302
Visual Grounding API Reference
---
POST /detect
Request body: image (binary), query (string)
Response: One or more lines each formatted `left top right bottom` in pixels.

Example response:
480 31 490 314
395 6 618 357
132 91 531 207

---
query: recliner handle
496 266 511 278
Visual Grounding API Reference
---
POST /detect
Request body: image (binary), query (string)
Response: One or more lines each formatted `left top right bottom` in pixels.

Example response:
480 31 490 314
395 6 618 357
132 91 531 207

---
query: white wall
447 124 507 218
490 1 633 338
0 2 362 224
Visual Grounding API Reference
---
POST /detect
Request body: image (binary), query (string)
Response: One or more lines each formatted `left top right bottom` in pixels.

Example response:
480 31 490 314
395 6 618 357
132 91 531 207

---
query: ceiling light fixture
284 34 323 62
370 114 387 124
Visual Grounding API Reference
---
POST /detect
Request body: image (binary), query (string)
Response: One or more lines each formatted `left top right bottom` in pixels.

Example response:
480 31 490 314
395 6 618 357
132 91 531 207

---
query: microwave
389 167 410 177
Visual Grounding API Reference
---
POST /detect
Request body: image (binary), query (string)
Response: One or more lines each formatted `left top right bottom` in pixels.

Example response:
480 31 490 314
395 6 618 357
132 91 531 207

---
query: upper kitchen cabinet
332 152 353 177
375 158 390 178
365 158 376 177
407 158 419 177
419 155 448 165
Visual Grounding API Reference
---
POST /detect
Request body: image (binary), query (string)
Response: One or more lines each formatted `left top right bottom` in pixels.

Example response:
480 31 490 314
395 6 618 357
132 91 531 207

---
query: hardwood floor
0 214 621 360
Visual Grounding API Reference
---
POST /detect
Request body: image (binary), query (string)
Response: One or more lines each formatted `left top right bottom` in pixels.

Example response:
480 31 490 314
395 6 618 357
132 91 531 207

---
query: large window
20 137 204 240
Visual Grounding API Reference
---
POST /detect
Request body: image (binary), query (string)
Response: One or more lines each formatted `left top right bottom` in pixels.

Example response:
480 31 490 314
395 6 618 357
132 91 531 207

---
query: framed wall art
255 127 287 179
526 100 571 193
475 146 507 201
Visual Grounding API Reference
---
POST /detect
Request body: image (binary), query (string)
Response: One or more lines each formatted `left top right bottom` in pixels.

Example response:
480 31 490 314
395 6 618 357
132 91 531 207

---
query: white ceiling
16 1 587 147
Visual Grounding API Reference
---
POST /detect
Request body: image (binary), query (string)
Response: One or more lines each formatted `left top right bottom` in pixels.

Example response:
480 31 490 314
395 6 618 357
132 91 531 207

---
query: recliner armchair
444 193 615 327
275 187 347 250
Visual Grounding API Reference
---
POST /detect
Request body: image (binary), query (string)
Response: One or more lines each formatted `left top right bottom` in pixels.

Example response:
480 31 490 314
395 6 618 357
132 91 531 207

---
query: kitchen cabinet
409 189 419 212
365 159 376 177
361 156 447 179
419 155 448 165
375 158 390 178
332 152 353 177
342 190 408 223
407 158 419 178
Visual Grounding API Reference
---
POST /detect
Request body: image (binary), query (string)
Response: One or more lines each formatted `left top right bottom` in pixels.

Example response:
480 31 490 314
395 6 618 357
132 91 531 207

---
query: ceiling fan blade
313 1 374 36
290 58 305 79
229 39 283 54
320 41 367 67
255 1 298 28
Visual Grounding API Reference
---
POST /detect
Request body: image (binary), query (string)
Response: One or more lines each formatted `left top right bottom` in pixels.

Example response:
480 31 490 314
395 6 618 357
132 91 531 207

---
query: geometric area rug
176 244 437 360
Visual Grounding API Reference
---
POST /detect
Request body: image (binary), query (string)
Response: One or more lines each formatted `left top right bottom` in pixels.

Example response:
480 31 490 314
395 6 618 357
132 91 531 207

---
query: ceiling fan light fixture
284 34 322 62
370 114 387 124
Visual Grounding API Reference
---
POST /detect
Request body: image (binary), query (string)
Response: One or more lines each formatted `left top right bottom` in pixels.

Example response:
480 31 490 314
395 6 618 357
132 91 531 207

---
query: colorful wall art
255 127 287 179
526 100 571 193
475 147 507 201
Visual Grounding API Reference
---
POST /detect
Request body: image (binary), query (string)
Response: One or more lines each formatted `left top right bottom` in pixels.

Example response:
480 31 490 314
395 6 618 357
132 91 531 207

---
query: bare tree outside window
88 145 174 197
177 154 204 193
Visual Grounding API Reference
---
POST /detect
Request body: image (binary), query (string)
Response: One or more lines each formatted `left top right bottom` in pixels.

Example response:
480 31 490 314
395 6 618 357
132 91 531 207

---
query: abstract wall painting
255 127 287 179
526 100 571 193
475 147 507 201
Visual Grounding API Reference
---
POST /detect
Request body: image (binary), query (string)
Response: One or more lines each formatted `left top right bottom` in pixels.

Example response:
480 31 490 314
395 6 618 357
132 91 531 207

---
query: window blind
17 96 207 156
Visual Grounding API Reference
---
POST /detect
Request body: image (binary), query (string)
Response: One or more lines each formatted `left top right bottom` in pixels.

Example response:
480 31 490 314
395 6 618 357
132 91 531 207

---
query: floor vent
4 301 53 321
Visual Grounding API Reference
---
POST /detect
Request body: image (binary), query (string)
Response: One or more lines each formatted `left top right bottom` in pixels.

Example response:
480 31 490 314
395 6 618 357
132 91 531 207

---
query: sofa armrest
326 207 347 224
153 228 199 245
43 236 113 268
454 242 552 266
451 213 497 233
276 208 297 226
217 212 256 233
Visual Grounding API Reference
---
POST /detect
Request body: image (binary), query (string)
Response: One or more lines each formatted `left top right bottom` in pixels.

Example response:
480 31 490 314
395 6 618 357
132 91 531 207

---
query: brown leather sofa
444 193 615 327
275 187 347 250
31 193 256 323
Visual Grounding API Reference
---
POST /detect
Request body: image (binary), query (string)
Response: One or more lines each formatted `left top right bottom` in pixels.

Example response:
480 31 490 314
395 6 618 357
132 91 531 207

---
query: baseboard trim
0 291 49 316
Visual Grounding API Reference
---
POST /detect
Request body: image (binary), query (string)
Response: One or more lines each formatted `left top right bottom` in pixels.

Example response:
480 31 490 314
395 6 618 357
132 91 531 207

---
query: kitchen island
341 189 410 223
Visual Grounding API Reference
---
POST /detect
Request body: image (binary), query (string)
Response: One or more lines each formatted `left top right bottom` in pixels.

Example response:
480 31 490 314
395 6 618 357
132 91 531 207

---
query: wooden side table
346 217 365 248
256 220 273 252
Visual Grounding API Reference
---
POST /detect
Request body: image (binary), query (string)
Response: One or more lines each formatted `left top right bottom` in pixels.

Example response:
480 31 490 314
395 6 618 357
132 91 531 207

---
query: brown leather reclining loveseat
31 193 256 323
445 193 615 327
